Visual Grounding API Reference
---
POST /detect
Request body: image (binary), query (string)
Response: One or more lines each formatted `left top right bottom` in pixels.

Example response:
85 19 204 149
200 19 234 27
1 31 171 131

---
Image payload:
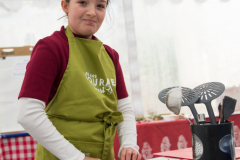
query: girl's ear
61 0 69 14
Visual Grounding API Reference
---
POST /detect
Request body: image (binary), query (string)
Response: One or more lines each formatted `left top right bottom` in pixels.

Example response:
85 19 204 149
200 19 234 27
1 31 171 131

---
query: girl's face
61 0 107 39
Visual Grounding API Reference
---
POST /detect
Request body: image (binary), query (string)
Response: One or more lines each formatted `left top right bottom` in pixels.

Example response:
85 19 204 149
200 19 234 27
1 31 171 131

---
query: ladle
159 86 199 123
165 87 192 124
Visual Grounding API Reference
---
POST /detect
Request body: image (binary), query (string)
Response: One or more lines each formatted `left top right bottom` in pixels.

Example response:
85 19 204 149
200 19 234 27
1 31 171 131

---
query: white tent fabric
123 0 144 117
1 0 22 10
132 0 240 116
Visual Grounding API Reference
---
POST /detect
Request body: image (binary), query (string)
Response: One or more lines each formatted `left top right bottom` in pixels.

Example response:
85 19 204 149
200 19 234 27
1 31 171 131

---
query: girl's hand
83 157 101 160
120 147 142 160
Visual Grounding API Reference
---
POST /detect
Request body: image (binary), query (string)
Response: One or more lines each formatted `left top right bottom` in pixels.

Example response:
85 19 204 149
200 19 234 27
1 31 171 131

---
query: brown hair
61 0 111 18
65 0 110 6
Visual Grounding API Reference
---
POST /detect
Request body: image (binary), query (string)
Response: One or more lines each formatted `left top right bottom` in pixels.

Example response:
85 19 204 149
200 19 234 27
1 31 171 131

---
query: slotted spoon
158 86 199 123
194 82 225 125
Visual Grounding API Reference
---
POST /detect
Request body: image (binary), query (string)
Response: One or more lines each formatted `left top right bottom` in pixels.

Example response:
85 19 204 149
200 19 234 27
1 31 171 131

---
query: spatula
158 86 199 123
194 82 225 125
223 96 237 122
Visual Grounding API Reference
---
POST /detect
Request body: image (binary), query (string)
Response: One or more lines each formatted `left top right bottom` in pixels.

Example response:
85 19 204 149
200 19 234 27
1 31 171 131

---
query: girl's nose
86 4 96 17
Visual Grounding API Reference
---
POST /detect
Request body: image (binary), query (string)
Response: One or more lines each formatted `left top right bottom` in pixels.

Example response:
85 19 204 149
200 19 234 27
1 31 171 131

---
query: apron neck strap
65 25 102 45
65 26 75 39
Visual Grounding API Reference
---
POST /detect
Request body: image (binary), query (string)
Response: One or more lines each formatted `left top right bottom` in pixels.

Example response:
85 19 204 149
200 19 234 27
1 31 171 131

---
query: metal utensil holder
191 122 235 160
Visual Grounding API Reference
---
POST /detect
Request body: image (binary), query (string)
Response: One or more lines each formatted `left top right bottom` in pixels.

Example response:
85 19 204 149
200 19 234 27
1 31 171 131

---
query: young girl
17 0 141 160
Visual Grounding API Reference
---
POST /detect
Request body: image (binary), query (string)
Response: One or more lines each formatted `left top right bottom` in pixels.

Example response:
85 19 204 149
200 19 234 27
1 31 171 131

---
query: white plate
161 115 179 121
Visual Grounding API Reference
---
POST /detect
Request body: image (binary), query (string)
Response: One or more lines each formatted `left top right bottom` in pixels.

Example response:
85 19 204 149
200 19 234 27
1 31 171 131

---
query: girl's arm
17 97 86 160
117 97 140 158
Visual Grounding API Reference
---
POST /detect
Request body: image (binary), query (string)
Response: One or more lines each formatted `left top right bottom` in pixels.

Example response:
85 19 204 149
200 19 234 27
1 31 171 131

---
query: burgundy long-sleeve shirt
19 26 128 106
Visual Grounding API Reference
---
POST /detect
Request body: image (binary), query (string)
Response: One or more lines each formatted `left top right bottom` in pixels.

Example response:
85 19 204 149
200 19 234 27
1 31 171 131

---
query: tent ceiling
0 0 49 10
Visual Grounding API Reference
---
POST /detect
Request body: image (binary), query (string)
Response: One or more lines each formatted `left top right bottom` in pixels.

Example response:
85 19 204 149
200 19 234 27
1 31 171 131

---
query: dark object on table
191 122 235 160
197 113 206 125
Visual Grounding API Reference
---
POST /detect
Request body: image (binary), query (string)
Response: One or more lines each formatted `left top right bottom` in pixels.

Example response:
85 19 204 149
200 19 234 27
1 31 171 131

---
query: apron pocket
69 140 104 159
35 141 115 160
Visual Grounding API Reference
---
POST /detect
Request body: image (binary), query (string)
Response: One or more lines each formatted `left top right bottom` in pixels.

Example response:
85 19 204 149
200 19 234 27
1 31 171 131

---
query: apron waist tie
101 111 124 160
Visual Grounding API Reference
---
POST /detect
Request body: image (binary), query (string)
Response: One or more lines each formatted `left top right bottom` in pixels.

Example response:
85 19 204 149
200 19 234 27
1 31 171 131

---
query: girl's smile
83 19 96 25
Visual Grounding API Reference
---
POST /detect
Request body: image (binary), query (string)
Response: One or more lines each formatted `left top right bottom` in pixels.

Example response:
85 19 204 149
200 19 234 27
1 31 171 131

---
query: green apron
35 26 124 160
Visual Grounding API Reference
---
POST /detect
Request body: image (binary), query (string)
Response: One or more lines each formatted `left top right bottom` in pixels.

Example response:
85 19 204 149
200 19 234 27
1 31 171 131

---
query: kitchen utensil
223 96 237 122
179 114 193 124
165 87 193 124
219 134 232 156
165 87 182 115
158 86 199 123
194 82 225 125
218 104 222 121
197 113 205 125
218 95 224 124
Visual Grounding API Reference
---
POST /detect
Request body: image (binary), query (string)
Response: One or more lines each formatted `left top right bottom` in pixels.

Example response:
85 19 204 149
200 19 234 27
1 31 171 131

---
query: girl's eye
97 4 105 8
79 1 86 5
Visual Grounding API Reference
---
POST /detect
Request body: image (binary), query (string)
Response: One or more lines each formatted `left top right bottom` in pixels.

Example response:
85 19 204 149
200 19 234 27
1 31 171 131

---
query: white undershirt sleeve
117 97 140 158
17 97 85 160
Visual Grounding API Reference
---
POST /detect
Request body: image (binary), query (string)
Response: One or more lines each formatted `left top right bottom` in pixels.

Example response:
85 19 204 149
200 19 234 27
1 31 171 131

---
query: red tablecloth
0 136 37 160
129 119 192 160
1 114 240 160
